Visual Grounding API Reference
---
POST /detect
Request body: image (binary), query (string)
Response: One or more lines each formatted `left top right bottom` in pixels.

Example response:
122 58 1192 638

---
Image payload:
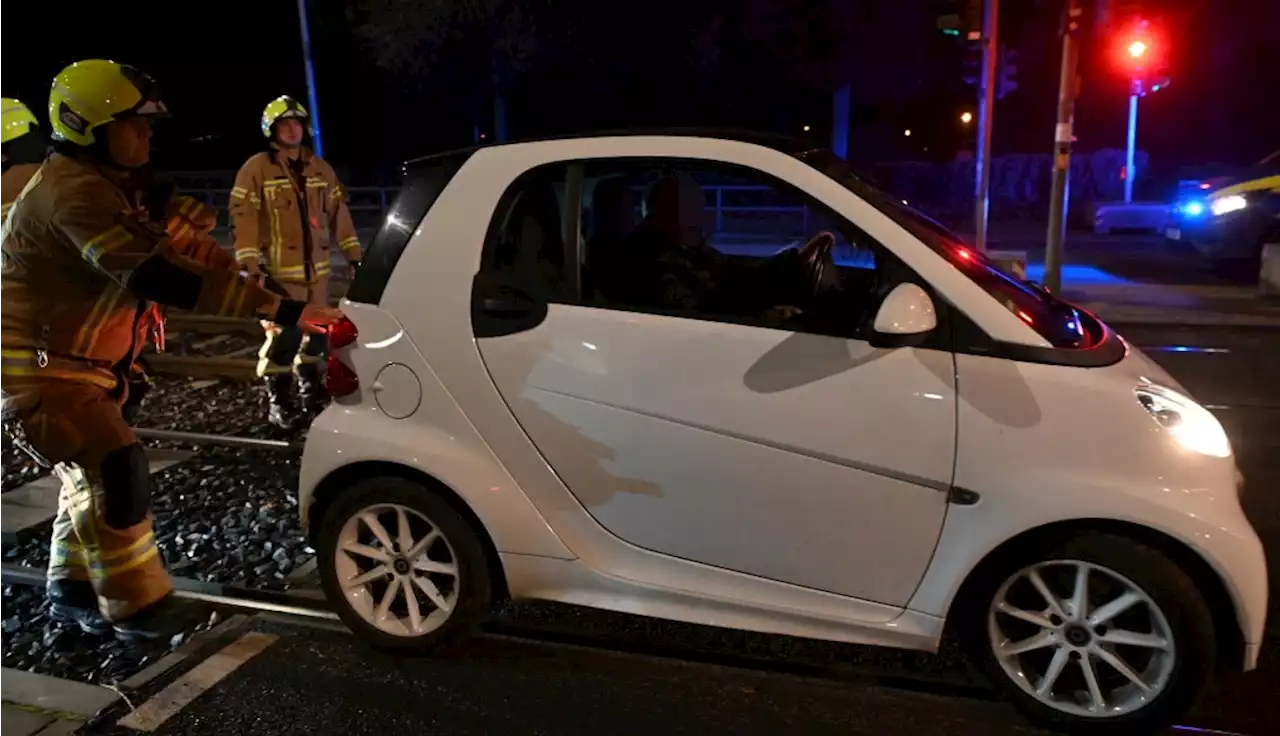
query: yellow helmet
2 98 38 145
49 59 167 146
261 95 309 138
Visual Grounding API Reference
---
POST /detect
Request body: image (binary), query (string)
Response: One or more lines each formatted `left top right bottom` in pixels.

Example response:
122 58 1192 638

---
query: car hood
1114 337 1189 396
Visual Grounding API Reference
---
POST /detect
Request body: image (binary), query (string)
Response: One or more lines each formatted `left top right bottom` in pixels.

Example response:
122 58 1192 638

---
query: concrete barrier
986 249 1028 280
1260 243 1280 298
1092 202 1171 234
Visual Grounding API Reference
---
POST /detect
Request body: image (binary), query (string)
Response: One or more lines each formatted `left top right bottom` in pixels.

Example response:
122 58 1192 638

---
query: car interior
482 163 915 341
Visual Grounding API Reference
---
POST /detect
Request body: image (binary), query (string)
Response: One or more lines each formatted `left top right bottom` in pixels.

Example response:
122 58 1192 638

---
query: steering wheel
796 231 837 297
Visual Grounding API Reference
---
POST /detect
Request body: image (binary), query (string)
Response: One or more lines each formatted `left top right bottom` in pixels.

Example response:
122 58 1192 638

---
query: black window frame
347 150 473 305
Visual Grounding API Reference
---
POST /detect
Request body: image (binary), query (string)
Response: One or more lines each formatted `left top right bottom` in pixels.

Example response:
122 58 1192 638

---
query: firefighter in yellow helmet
229 95 363 429
0 60 343 641
2 98 46 225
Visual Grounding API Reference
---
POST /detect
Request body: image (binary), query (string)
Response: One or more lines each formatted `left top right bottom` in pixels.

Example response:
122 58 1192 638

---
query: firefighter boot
111 594 210 644
295 362 328 414
47 580 112 636
264 374 301 430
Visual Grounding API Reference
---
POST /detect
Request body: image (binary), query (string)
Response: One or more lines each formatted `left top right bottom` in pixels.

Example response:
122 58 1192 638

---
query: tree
356 0 550 141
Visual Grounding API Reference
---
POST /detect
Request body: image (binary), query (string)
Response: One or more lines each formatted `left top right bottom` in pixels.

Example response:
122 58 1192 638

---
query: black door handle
481 297 535 317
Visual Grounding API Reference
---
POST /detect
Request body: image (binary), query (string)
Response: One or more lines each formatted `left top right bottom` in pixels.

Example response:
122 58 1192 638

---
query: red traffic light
1110 18 1163 79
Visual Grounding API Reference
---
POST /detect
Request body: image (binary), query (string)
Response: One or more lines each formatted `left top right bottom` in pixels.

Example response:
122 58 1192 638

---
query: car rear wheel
971 532 1215 734
316 477 493 652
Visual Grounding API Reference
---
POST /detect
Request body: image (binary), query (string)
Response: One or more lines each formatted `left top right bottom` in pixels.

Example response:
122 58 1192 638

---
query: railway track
1 426 1257 735
145 275 351 381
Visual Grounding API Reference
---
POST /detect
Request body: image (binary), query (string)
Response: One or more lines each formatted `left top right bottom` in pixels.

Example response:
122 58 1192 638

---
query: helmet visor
116 65 170 120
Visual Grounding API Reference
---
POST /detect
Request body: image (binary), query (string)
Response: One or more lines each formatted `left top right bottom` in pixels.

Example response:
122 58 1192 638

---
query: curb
1 670 119 736
116 614 253 692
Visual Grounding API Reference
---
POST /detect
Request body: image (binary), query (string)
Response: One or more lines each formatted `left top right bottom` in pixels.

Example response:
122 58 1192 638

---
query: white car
299 131 1267 733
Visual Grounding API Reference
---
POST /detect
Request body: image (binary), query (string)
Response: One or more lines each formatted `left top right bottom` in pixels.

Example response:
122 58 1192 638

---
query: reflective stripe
273 262 328 280
268 201 282 267
81 224 134 264
338 237 360 253
218 276 249 317
168 220 193 245
0 348 119 388
330 187 343 202
54 529 156 573
257 329 291 377
1211 175 1280 199
54 539 161 580
230 186 249 200
72 287 125 355
0 365 118 389
235 247 261 262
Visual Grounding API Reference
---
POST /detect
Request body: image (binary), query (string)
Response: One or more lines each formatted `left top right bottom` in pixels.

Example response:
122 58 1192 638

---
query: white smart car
299 130 1267 733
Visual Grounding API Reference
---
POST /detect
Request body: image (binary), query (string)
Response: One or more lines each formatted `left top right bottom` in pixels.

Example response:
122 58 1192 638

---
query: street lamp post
296 0 324 158
1124 79 1139 204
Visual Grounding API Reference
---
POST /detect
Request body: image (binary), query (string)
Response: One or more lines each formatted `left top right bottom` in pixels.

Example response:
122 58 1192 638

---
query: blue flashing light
1174 199 1206 219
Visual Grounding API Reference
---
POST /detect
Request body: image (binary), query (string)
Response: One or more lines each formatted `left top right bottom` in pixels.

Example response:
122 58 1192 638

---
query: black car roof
403 127 818 168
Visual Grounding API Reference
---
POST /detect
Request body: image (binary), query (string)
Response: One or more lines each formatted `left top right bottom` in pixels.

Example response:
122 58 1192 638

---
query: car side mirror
869 282 937 348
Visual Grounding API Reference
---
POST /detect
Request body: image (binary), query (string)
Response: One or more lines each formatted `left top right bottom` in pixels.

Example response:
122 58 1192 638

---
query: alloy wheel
334 502 460 637
987 559 1177 718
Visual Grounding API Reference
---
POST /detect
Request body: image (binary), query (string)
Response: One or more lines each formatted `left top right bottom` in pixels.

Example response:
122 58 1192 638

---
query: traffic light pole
973 0 998 254
1124 81 1139 203
296 0 324 158
1043 0 1083 294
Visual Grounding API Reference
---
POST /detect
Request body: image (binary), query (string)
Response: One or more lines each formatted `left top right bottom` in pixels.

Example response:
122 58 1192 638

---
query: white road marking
117 632 277 731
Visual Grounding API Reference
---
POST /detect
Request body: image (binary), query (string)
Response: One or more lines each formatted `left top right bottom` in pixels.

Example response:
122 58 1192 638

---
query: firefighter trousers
257 325 328 378
255 277 329 380
6 378 171 621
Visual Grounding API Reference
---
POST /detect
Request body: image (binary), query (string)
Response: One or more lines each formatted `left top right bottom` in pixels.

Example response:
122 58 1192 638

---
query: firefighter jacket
1 153 280 389
229 146 362 285
2 163 41 225
135 194 244 358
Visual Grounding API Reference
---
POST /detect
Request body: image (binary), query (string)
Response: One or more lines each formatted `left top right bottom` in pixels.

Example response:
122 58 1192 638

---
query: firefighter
229 95 362 429
121 181 245 425
0 59 343 641
2 98 46 224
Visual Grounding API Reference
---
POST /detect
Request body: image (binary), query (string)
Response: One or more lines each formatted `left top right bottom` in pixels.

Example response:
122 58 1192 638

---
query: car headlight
1135 384 1232 458
1210 194 1247 216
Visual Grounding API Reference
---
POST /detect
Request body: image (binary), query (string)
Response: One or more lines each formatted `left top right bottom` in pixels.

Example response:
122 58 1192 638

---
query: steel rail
134 428 303 452
1 561 1246 734
1 562 335 620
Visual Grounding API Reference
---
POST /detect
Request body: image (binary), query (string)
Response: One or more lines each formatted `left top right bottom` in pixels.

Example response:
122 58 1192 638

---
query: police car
1167 150 1280 272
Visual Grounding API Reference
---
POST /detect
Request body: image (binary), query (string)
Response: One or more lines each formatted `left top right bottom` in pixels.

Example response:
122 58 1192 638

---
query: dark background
3 0 1277 180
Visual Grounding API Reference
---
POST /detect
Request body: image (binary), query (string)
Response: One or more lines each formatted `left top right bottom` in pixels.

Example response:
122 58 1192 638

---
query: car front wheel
974 532 1216 734
316 476 493 652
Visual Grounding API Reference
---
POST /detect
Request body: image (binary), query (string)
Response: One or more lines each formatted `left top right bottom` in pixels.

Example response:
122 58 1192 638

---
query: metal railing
176 179 825 257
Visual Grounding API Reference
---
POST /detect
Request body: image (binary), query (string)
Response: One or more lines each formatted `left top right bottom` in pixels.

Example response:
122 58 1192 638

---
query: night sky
2 0 1276 180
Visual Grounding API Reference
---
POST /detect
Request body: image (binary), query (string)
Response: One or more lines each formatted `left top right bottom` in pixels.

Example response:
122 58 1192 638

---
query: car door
473 151 955 607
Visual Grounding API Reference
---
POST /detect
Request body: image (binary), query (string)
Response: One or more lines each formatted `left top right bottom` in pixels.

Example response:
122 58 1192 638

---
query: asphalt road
89 322 1278 736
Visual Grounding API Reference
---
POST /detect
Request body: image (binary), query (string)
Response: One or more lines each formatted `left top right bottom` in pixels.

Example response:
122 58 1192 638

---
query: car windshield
796 149 1093 349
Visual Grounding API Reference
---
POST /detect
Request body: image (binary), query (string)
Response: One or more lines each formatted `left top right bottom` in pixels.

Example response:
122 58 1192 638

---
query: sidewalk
1 669 119 736
975 226 1280 327
1058 280 1280 327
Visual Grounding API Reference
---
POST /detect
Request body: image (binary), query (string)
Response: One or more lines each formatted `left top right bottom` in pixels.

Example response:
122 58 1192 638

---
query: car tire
966 532 1216 734
316 476 493 653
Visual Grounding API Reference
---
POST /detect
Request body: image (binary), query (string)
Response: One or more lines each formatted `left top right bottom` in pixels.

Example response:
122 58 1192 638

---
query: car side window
478 158 890 340
578 159 882 337
479 165 572 304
